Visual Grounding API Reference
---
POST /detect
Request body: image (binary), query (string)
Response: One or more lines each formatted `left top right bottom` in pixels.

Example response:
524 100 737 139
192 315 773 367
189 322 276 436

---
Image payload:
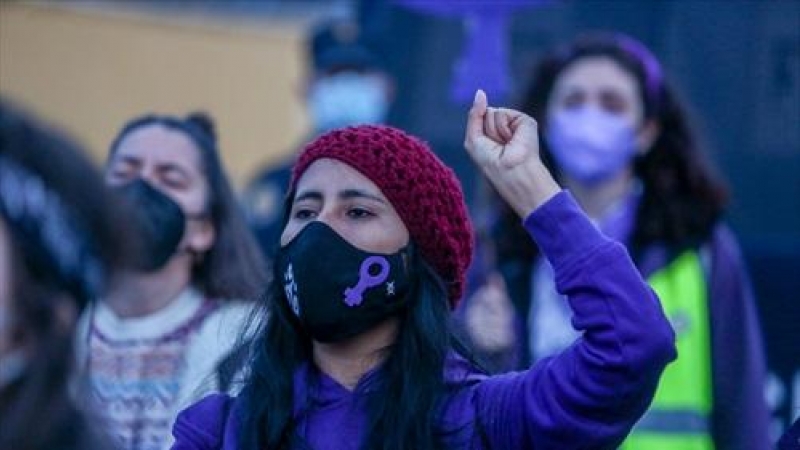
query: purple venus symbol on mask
343 256 390 307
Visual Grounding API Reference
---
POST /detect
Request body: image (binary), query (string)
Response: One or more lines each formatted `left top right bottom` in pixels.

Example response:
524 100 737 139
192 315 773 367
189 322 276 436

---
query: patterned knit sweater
76 287 252 450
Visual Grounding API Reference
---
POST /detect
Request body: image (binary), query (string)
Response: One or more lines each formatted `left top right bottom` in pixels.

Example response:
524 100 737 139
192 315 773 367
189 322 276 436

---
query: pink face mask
546 106 638 185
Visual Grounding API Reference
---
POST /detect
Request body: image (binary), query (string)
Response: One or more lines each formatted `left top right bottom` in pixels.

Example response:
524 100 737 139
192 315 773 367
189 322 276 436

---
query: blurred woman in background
485 33 770 450
78 112 268 450
0 100 123 450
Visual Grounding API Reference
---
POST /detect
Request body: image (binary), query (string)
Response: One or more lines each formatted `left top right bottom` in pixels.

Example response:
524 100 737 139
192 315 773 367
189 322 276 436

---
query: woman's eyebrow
115 154 141 167
339 189 387 204
293 190 323 203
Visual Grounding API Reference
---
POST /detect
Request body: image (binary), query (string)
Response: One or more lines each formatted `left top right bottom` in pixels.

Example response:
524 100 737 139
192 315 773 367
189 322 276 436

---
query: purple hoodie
170 191 677 450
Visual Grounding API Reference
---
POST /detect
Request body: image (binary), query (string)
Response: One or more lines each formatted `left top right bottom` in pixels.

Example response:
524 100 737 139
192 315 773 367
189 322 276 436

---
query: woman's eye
601 101 625 115
347 208 374 219
293 208 316 220
562 91 585 109
600 92 628 114
109 168 134 182
159 169 189 190
162 176 187 190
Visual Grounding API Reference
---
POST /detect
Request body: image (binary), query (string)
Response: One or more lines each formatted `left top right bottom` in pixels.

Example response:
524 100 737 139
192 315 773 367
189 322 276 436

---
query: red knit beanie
291 125 474 308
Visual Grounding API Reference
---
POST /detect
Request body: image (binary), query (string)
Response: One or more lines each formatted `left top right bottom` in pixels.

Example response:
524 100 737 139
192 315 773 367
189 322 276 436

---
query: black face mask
274 221 415 343
114 179 185 272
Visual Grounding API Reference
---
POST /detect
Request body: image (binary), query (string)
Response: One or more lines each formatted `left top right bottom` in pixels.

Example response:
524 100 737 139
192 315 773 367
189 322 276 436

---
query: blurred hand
465 273 516 353
464 90 560 218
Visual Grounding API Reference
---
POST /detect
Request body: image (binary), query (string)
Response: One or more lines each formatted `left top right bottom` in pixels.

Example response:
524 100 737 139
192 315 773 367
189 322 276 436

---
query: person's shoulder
198 299 259 335
173 393 238 449
174 300 254 410
207 299 259 323
179 393 236 420
443 351 490 388
708 221 742 250
702 220 748 269
183 300 259 370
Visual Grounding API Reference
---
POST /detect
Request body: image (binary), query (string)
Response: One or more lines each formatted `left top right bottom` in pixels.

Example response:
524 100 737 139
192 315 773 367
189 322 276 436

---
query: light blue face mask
546 106 638 185
308 72 389 133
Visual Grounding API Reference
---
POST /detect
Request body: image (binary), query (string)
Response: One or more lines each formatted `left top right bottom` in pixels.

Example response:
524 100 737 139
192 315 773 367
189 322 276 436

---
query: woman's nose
138 166 158 186
313 208 336 228
314 208 353 240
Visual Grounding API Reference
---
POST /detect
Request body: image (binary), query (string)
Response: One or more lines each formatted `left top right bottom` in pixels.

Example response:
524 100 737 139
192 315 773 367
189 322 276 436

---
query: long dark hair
108 113 267 300
238 243 477 450
503 32 728 259
0 100 120 450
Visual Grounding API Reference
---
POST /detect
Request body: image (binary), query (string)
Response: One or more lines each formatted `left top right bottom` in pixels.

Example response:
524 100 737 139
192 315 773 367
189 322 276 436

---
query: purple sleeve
706 225 771 450
171 394 235 450
474 191 677 450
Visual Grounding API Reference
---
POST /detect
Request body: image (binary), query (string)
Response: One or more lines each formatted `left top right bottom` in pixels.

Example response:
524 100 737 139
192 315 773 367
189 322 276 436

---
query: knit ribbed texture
292 125 473 307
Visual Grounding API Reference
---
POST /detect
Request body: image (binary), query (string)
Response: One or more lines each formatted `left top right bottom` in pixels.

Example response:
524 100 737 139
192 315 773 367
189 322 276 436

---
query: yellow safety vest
621 250 715 450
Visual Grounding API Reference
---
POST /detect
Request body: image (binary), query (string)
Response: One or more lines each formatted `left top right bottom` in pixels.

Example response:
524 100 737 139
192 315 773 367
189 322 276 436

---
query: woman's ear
187 217 216 256
637 119 661 155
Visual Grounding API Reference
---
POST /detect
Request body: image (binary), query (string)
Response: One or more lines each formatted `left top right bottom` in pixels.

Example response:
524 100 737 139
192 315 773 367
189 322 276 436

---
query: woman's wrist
507 161 561 218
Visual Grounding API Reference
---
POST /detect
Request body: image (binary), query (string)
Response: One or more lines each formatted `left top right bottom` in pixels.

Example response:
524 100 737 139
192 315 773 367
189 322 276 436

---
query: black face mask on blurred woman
113 179 185 272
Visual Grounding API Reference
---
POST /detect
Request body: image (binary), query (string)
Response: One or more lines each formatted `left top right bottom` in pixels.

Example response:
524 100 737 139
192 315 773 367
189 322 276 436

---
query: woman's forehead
114 125 202 170
294 158 385 199
556 56 639 97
